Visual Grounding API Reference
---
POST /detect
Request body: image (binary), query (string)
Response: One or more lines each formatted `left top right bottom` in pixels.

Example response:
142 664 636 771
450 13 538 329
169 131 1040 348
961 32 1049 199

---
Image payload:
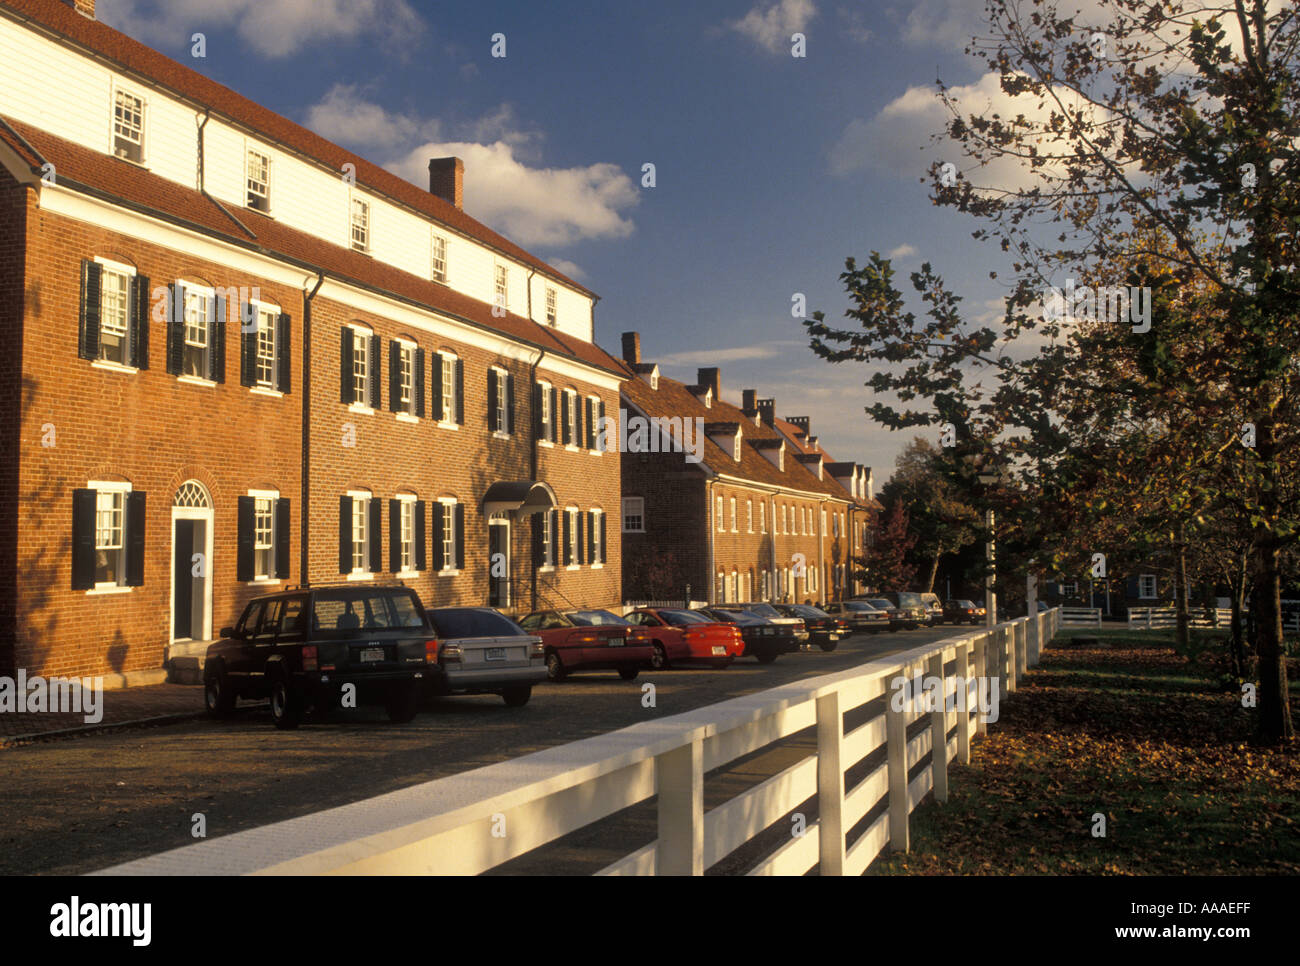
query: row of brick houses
616 333 880 607
0 0 884 683
0 0 624 680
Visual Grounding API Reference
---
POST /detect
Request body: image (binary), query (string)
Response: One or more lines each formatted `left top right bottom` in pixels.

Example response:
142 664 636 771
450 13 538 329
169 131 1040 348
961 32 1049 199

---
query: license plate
712 645 727 656
607 637 624 647
359 647 384 663
485 647 507 662
829 634 840 641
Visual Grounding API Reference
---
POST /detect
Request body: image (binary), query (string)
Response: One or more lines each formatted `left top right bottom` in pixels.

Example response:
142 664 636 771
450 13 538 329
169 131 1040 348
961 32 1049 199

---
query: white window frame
439 497 458 575
251 300 280 393
565 388 578 449
566 507 581 571
590 508 604 567
439 352 457 427
349 323 372 411
180 281 215 383
717 496 725 533
93 257 136 370
431 233 448 283
492 366 510 438
494 263 508 312
622 496 645 533
1060 581 1078 596
112 86 146 164
1138 575 1157 599
249 488 279 582
729 497 737 532
350 196 370 253
89 480 132 592
538 380 554 445
397 493 418 575
540 509 557 570
348 489 372 578
545 286 557 326
760 502 766 534
397 338 417 417
747 500 754 533
246 146 272 213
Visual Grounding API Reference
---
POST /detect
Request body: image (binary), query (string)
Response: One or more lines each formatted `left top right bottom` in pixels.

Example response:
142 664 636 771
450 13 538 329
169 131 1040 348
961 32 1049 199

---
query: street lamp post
977 472 1000 627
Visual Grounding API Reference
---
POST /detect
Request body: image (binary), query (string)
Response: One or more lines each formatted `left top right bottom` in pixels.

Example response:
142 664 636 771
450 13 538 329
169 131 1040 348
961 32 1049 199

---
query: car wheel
385 683 420 723
203 666 236 718
650 642 671 670
819 640 839 652
545 651 567 682
617 666 639 681
502 685 532 707
269 675 303 730
756 652 778 665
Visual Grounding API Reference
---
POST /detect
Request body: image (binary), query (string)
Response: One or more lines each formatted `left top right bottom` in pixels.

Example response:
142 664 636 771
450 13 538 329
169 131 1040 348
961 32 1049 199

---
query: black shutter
576 512 585 565
506 373 515 435
274 498 290 579
563 511 572 565
454 504 465 571
78 260 101 360
415 500 427 571
130 274 149 370
414 348 425 418
455 359 464 424
236 495 255 582
167 283 184 375
561 392 571 445
586 398 594 449
432 502 446 571
430 353 444 420
532 513 544 566
549 386 558 442
340 328 353 403
277 314 291 393
586 511 594 563
368 498 382 573
240 303 256 386
389 340 401 412
71 488 97 589
389 499 401 572
574 395 583 449
339 495 352 573
211 293 225 382
599 512 607 564
368 334 381 409
487 368 499 432
125 491 146 587
1125 576 1140 597
533 382 543 438
597 400 606 451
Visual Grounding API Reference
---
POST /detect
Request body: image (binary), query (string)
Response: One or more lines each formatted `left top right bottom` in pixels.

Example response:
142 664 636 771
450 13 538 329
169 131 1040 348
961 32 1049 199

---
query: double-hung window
113 89 145 163
246 149 271 212
341 325 379 408
95 489 125 585
238 491 290 582
240 302 289 393
389 339 423 418
352 496 369 573
494 264 508 312
182 285 212 379
622 497 645 533
545 287 557 326
389 495 423 575
717 496 725 532
431 234 448 282
254 497 274 579
351 198 370 252
72 483 145 591
97 262 133 366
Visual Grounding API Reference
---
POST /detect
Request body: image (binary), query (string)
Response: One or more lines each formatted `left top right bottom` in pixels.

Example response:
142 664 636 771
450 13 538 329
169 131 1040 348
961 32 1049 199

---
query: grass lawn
867 629 1300 874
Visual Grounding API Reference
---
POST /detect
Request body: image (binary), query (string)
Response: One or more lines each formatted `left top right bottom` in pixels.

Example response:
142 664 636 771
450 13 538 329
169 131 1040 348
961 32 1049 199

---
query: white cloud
98 0 424 57
887 243 917 260
729 0 817 53
657 340 803 367
547 259 587 281
837 6 873 44
303 85 429 151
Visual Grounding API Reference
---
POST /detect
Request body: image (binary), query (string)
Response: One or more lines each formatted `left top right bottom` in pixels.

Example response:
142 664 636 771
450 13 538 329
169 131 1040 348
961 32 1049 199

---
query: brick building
0 0 626 681
617 332 864 607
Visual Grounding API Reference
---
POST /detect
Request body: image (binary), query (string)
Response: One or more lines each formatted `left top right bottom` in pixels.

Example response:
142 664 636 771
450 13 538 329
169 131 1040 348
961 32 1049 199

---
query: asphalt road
0 625 970 875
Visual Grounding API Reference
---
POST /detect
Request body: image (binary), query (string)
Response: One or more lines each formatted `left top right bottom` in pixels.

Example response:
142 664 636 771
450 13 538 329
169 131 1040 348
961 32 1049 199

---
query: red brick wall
620 447 708 602
0 172 29 675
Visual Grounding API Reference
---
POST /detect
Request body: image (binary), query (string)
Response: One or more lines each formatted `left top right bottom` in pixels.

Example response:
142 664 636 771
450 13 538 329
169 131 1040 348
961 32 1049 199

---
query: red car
518 609 653 681
624 608 744 669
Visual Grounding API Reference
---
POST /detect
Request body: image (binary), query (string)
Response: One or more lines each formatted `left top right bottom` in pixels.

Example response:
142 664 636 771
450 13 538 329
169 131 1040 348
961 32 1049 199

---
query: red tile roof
0 0 595 297
2 116 627 377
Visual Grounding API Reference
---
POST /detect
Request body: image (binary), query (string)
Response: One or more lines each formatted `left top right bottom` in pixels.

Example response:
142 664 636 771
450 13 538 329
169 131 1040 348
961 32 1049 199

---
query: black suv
203 585 434 729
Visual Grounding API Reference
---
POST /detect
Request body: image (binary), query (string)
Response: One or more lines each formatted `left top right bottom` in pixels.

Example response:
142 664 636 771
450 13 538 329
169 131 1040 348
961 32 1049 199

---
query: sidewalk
0 681 206 747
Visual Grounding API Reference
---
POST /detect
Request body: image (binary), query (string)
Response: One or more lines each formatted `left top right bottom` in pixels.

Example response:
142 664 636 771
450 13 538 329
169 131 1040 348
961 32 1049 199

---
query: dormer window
113 89 146 163
651 372 659 390
431 233 448 283
545 286 557 326
351 198 370 252
733 434 741 461
247 149 271 212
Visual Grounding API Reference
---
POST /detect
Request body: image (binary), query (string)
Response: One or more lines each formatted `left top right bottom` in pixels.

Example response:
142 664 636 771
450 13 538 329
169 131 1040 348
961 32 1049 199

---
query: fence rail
96 610 1062 877
1126 606 1238 629
1060 607 1102 626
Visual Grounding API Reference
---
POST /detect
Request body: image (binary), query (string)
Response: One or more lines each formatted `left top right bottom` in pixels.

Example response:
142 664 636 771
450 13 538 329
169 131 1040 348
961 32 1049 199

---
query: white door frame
170 504 214 643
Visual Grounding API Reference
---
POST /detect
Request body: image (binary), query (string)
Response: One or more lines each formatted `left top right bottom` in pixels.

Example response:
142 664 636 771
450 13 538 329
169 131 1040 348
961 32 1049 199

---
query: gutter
528 343 546 613
301 271 325 586
196 109 256 240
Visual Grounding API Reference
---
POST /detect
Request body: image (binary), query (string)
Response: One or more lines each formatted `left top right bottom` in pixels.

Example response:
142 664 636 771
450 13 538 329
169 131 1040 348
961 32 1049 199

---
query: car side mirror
220 626 237 639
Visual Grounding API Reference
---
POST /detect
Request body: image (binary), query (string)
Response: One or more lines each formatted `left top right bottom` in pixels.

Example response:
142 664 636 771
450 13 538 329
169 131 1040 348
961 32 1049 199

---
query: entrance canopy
481 480 557 517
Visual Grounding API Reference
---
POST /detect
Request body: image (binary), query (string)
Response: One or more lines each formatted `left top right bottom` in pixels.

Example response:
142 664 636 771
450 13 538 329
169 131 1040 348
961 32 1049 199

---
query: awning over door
481 480 557 517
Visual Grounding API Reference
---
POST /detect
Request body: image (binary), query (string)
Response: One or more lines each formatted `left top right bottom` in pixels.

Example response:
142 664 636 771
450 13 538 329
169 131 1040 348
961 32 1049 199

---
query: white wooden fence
95 610 1061 877
1061 607 1102 626
1126 606 1237 630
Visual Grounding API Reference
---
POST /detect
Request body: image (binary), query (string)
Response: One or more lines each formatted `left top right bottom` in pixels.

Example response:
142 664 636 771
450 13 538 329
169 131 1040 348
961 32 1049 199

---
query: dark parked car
698 607 799 663
822 600 890 633
853 597 912 632
733 602 807 642
771 604 845 651
920 593 943 626
943 599 982 625
877 591 927 629
518 608 652 681
204 585 434 729
425 607 547 706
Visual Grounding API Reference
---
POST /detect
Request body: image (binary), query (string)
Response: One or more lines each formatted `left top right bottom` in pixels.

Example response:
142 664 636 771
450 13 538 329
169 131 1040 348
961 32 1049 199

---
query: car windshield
310 590 426 633
843 602 879 613
429 608 526 639
792 605 831 619
953 600 976 608
567 610 629 626
737 603 780 619
715 610 763 625
867 599 893 610
894 592 924 608
659 609 710 626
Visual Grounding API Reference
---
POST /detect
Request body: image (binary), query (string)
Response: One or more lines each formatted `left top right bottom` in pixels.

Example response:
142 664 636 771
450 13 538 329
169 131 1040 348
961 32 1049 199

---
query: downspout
196 109 256 240
706 479 714 606
300 272 325 586
528 343 546 613
816 495 826 606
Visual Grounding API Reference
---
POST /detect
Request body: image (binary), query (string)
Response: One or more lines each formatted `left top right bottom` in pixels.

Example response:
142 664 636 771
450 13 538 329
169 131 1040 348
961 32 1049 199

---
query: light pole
977 472 1000 627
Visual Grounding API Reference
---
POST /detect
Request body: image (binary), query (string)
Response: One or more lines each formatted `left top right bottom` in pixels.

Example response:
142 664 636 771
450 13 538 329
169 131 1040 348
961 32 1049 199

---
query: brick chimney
428 157 464 209
64 0 95 16
786 416 810 437
757 398 775 427
621 332 641 365
742 389 758 415
697 367 720 402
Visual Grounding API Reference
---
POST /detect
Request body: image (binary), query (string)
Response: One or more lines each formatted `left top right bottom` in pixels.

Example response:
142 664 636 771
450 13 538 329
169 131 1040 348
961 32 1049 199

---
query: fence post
973 634 988 736
927 650 949 803
816 690 845 875
1004 626 1017 694
956 640 972 763
656 739 703 875
1015 621 1027 678
886 666 910 852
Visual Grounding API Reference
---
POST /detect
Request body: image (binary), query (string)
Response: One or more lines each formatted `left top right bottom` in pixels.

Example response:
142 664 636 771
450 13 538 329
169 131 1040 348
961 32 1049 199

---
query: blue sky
97 0 1020 483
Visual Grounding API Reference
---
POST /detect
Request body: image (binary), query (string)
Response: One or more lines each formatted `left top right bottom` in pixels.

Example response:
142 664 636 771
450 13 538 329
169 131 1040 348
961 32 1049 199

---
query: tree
854 499 916 591
882 438 982 592
807 1 1297 740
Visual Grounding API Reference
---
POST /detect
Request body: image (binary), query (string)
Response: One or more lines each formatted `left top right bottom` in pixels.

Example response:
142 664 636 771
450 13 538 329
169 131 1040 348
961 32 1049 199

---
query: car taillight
302 645 317 671
424 639 440 662
530 639 545 658
441 643 462 663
